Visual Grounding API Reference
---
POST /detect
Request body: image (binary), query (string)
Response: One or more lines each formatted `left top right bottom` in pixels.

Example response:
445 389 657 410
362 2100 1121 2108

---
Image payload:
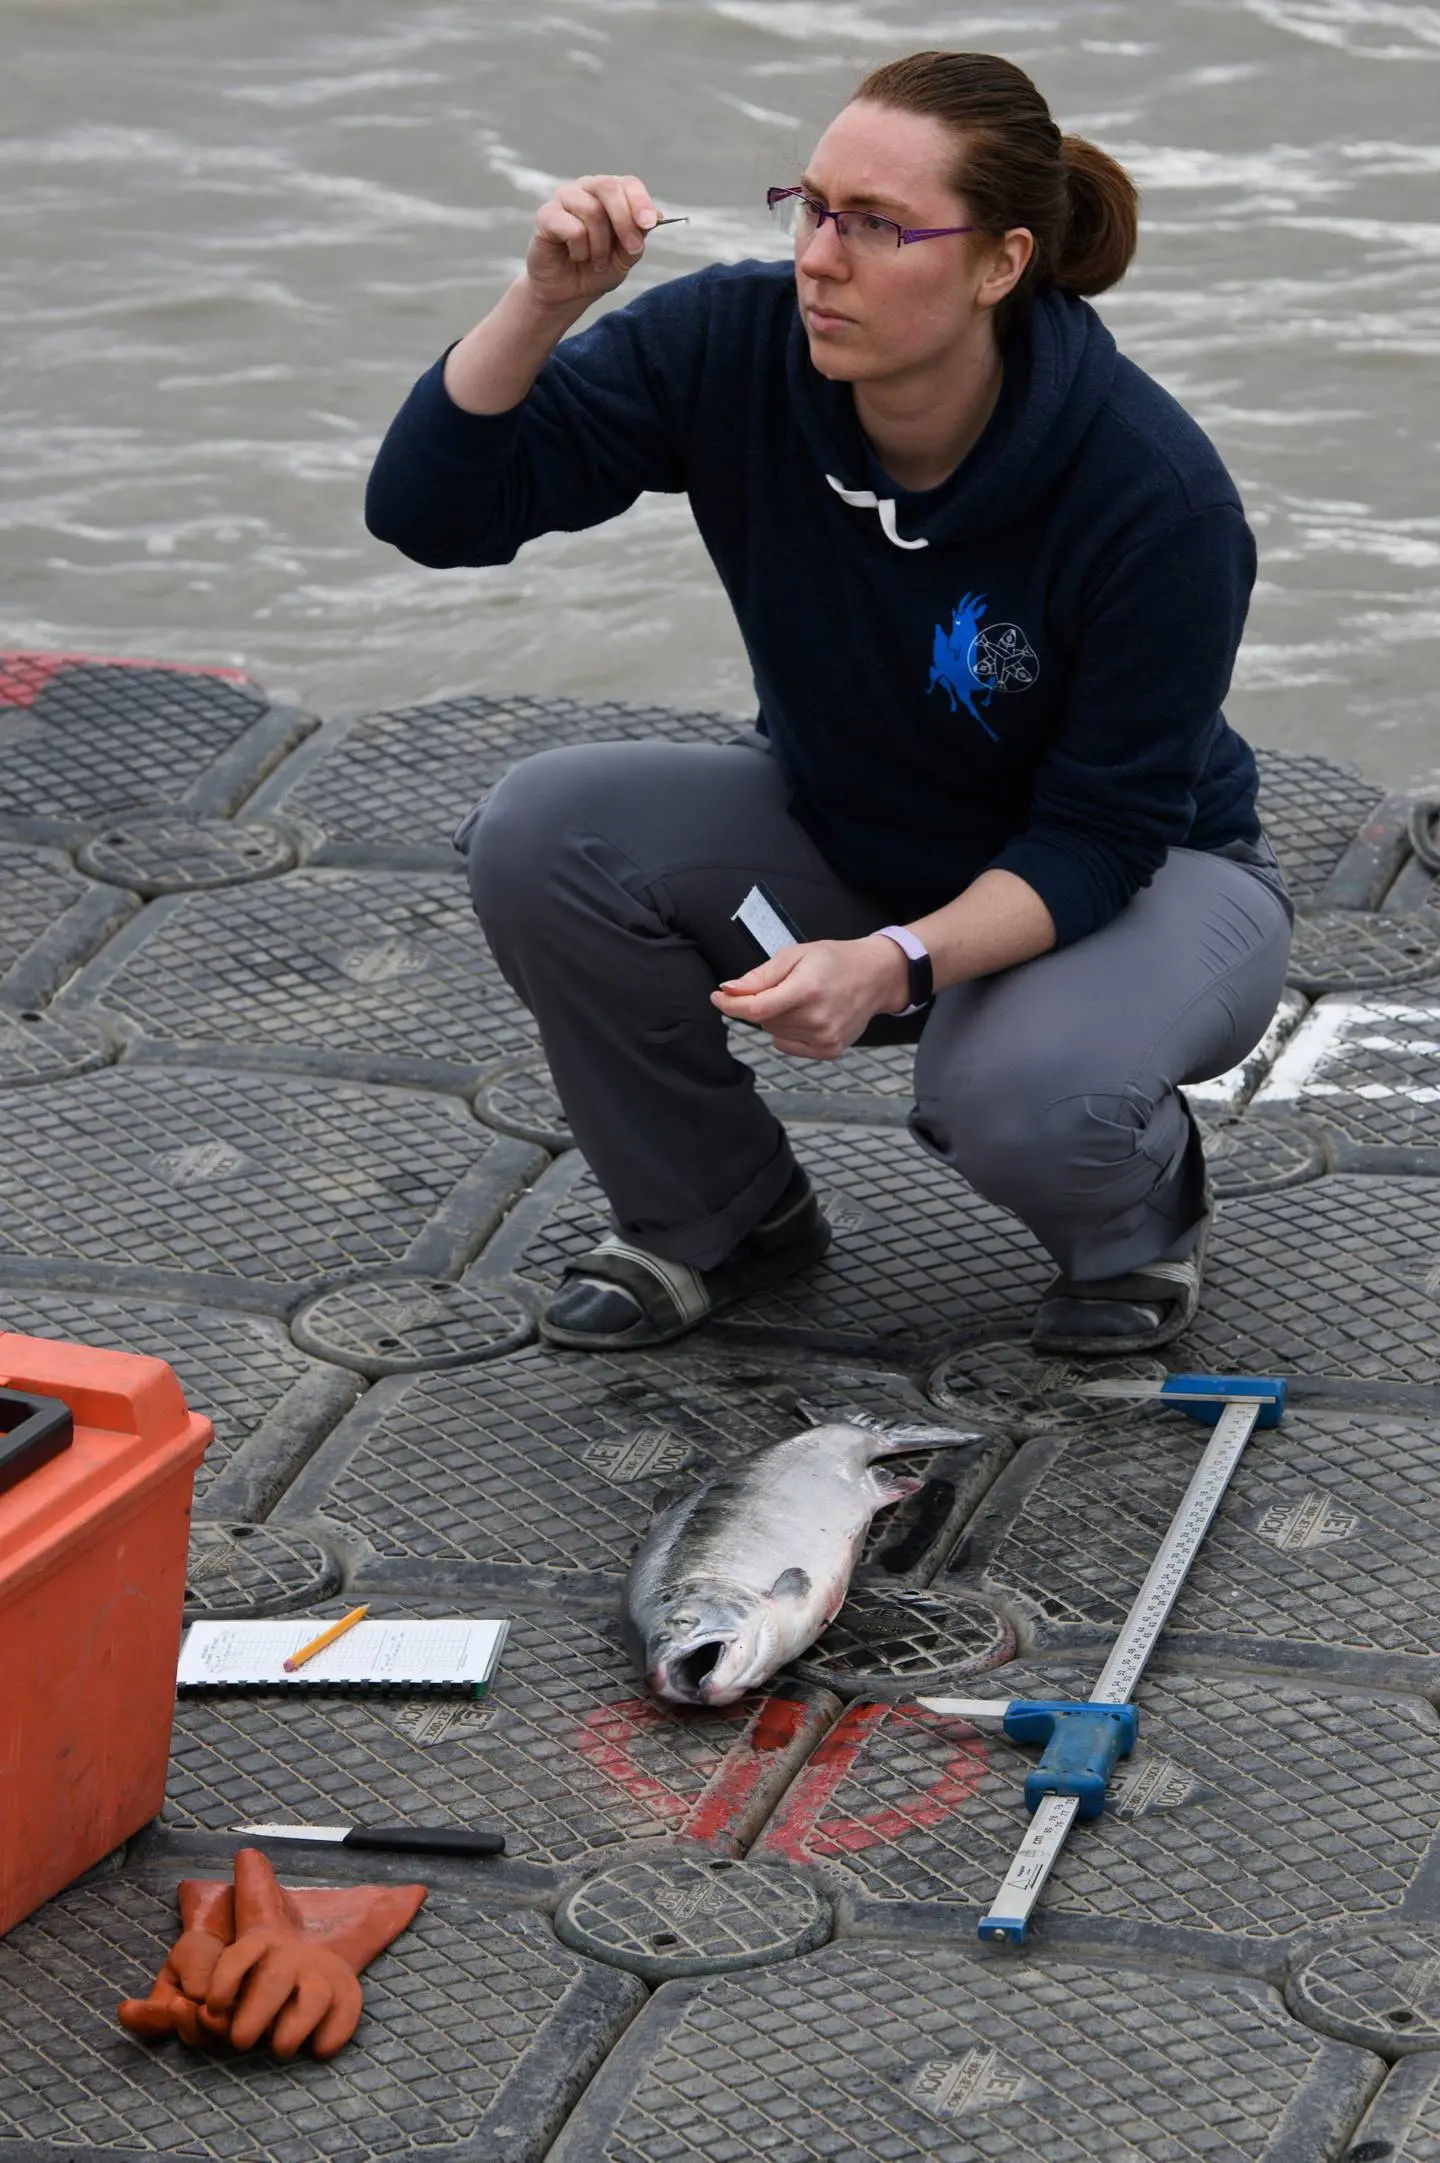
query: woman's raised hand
526 174 662 309
712 936 911 1061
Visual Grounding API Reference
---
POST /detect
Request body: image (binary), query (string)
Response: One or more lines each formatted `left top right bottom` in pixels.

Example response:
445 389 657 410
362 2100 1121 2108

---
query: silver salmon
622 1419 984 1707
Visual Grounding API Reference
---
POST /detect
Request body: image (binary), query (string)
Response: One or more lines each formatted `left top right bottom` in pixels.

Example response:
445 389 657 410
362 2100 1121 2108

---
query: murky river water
1 0 1437 786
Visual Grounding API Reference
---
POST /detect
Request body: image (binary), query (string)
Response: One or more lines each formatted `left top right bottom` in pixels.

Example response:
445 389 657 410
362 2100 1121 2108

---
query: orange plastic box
0 1331 211 1938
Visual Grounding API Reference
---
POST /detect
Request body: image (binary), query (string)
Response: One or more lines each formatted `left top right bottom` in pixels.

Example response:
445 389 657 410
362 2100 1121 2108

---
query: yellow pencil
283 1605 369 1674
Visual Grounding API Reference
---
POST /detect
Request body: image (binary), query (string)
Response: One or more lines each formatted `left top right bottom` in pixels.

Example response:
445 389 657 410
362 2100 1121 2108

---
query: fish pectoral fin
769 1567 813 1600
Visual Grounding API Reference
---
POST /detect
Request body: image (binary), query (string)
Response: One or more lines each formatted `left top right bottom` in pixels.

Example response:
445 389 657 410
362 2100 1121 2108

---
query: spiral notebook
176 1617 508 1696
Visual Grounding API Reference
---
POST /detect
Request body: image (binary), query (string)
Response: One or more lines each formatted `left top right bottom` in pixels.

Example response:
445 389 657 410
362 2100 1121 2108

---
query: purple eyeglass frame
767 185 975 249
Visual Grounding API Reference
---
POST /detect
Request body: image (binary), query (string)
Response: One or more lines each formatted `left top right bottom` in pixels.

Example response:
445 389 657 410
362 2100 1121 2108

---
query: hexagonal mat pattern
945 1405 1440 1690
75 811 297 893
274 1342 1006 1596
1288 1923 1440 2056
756 1666 1440 1966
555 1853 831 1981
1255 746 1385 901
792 1586 1017 1700
165 1596 831 1866
0 843 136 1008
477 1126 1052 1356
1200 1114 1327 1195
0 845 103 977
929 1335 1177 1435
0 1285 357 1509
472 1036 921 1151
249 691 744 861
546 1940 1379 2163
1253 996 1440 1156
289 1272 534 1376
0 1066 542 1309
0 1873 643 2163
731 1032 916 1122
184 1522 342 1618
63 870 539 1079
1172 1176 1440 1384
0 1009 115 1087
1288 912 1440 995
0 655 303 827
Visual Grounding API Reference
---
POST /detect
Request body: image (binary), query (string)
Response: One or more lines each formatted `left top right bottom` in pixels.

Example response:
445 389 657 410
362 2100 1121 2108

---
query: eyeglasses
767 185 975 256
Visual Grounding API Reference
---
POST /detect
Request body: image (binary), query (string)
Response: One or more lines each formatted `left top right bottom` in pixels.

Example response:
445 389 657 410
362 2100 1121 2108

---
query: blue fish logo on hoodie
929 591 999 739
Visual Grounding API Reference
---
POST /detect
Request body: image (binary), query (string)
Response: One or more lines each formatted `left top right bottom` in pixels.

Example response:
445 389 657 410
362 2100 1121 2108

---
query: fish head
641 1578 779 1709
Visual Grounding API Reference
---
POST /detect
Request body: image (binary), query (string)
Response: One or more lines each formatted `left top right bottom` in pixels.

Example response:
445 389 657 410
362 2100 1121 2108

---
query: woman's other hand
712 935 910 1059
527 174 660 309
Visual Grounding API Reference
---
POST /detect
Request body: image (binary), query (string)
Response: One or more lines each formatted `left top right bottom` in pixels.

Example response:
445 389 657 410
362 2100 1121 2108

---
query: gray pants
462 739 1293 1281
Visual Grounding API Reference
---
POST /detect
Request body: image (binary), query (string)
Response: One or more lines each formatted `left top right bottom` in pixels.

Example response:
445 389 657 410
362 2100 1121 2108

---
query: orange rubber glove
117 1880 235 2045
203 1848 426 2060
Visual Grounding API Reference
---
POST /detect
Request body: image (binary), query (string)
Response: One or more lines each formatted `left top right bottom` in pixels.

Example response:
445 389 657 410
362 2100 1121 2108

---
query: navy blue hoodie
366 260 1261 947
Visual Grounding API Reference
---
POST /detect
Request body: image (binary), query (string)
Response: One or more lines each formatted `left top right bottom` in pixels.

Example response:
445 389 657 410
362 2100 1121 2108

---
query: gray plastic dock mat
546 1940 1380 2163
247 692 744 864
1288 1922 1440 2057
62 869 540 1085
166 1596 833 1866
0 1871 644 2163
792 1584 1017 1700
75 810 299 894
184 1521 344 1617
289 1271 535 1377
273 1341 1008 1599
731 1034 917 1124
1252 995 1440 1161
1201 1114 1328 1194
1288 911 1440 995
0 653 312 834
0 1009 117 1088
554 1853 832 1982
1336 2058 1440 2162
755 1662 1440 1972
477 1124 1052 1356
939 1402 1440 1691
1169 1175 1440 1385
474 1036 920 1148
0 1065 544 1312
1255 746 1385 901
0 843 137 1008
0 1286 357 1514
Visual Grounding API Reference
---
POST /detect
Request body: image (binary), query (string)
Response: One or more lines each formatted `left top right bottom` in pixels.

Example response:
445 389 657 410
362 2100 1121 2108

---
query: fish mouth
651 1638 734 1706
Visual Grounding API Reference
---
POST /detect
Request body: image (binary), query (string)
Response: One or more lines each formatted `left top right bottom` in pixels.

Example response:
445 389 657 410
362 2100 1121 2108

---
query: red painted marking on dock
759 1702 989 1861
0 650 247 706
681 1693 816 1849
572 1697 694 1823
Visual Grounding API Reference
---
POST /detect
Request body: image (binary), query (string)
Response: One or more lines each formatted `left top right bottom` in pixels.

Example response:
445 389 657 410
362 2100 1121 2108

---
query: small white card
732 883 803 960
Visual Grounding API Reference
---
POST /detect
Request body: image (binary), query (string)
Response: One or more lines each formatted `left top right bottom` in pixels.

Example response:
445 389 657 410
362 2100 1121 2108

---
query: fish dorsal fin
795 1400 984 1455
875 1422 983 1453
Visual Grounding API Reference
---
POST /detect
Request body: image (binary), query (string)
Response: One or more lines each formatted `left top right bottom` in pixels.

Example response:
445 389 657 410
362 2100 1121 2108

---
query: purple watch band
875 925 933 1016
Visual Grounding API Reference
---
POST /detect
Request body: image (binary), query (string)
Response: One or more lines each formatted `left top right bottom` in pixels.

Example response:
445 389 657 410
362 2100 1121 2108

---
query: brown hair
853 51 1138 332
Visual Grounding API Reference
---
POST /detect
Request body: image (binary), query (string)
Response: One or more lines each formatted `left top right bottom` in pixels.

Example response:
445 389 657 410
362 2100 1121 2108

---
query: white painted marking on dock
1252 995 1440 1107
1184 989 1309 1112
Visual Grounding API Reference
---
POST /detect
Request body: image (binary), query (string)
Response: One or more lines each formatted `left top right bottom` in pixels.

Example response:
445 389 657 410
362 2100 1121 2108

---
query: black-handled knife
233 1822 505 1858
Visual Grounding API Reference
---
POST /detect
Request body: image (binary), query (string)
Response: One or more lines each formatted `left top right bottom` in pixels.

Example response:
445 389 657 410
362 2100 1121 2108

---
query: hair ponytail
1055 135 1139 295
854 52 1139 330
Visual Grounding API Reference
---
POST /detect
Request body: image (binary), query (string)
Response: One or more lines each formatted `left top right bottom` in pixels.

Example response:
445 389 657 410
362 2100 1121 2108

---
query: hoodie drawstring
825 474 929 551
